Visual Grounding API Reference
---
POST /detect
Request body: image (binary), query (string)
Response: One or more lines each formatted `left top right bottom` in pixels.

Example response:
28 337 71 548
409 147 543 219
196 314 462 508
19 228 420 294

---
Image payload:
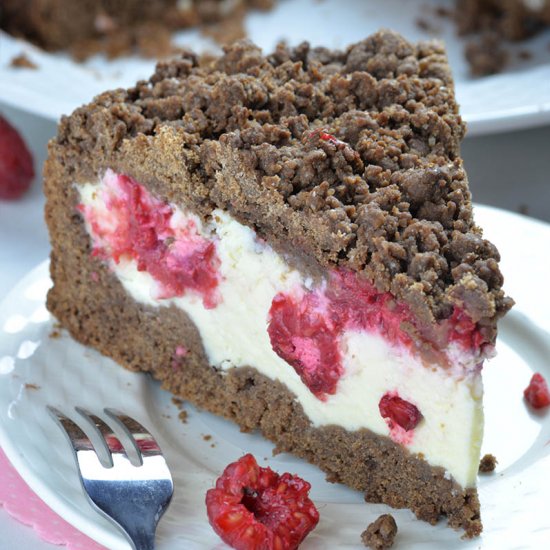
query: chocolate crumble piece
172 397 184 408
479 453 498 473
517 49 533 61
415 17 441 35
361 514 398 549
10 53 38 69
435 6 454 19
456 0 550 41
456 0 550 75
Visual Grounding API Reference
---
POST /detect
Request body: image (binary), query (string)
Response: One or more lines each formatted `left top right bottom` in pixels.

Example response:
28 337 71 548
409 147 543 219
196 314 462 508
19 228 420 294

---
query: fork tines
48 406 173 550
48 407 162 467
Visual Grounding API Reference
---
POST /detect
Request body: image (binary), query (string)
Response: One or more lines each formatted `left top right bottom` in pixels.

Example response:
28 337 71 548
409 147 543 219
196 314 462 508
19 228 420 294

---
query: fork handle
84 477 169 550
128 531 156 550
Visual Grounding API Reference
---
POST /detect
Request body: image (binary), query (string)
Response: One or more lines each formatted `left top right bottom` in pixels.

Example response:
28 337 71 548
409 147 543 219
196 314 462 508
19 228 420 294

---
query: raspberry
448 308 485 351
327 270 415 347
0 115 34 199
80 171 220 307
206 454 319 550
379 392 423 432
524 373 550 409
268 291 342 399
267 270 416 400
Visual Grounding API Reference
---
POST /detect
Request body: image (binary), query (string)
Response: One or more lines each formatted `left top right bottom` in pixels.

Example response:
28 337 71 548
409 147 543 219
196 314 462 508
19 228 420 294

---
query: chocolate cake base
45 175 481 539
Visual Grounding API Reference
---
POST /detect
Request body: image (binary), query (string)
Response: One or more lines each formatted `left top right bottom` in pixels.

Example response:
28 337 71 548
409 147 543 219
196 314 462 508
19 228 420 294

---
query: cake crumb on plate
361 514 398 549
10 53 38 69
479 454 498 473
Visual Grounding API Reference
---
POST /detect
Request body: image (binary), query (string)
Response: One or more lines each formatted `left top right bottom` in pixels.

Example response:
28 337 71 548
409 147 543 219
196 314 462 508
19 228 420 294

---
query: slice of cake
44 31 512 538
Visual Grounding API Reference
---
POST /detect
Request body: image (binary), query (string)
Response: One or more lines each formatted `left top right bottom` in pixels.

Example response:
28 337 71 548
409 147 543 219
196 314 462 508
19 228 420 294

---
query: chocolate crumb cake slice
44 31 512 538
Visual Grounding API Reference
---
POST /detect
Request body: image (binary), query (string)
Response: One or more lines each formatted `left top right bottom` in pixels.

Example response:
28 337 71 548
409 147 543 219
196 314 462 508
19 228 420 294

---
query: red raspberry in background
524 373 550 409
379 392 423 431
0 114 35 199
206 453 319 550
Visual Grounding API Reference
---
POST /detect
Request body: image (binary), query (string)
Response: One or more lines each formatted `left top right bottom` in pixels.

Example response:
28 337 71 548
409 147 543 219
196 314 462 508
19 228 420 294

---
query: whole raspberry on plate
205 453 319 550
0 114 34 199
524 373 550 409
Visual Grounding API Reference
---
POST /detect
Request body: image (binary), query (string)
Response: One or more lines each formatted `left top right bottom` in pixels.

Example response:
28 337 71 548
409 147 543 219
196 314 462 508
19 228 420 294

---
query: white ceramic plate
1 0 550 135
0 205 549 549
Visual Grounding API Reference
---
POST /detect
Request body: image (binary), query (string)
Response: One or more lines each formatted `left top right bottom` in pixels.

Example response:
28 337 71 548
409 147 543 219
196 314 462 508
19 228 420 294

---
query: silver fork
48 406 174 550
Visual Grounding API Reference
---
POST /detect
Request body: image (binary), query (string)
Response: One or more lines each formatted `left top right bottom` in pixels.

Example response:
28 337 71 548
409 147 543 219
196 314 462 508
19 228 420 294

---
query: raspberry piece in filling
327 270 415 348
268 268 487 400
205 454 319 550
80 171 220 308
524 373 550 409
268 291 341 399
448 308 486 351
267 271 417 400
379 392 423 432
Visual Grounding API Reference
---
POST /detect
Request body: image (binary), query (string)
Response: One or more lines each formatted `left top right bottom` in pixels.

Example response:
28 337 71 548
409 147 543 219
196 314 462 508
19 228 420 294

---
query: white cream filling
78 180 483 488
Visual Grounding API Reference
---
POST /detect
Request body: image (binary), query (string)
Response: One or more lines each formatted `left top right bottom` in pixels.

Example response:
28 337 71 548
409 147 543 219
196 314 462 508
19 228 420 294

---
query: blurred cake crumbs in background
0 0 274 60
1 0 549 74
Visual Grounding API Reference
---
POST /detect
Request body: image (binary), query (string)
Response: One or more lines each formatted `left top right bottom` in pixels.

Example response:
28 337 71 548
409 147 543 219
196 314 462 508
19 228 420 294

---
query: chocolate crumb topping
51 30 512 336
